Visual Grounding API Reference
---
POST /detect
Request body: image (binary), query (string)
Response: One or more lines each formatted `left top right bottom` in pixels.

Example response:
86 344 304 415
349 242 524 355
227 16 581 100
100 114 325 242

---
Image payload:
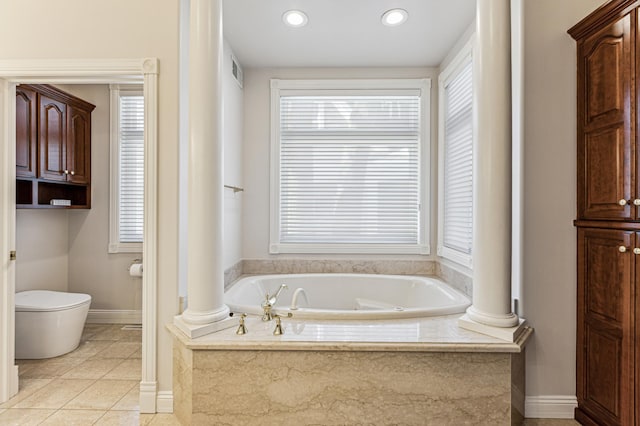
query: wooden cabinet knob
70 171 75 176
63 169 69 175
619 246 628 253
619 199 629 206
633 248 640 255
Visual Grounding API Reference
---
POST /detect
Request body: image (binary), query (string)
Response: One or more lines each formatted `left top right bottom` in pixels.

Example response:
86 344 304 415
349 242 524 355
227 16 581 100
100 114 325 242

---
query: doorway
0 58 159 413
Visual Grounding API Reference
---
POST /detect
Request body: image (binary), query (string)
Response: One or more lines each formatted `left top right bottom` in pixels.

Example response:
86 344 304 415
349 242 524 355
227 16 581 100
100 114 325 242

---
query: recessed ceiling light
381 8 408 26
283 10 308 28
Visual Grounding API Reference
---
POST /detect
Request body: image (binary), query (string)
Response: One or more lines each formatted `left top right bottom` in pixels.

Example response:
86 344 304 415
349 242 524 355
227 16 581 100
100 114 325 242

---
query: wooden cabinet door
15 86 37 178
577 14 633 220
577 228 635 426
38 95 67 182
66 105 91 184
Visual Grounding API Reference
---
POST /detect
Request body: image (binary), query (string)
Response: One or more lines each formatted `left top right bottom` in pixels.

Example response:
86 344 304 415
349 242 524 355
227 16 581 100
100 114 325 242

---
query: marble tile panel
13 379 95 409
111 385 140 411
242 258 436 275
95 410 154 426
39 409 105 425
63 379 138 410
0 408 56 425
224 259 244 289
436 261 473 298
93 342 141 359
102 359 141 380
185 348 513 425
0 379 52 408
173 338 193 426
60 358 123 380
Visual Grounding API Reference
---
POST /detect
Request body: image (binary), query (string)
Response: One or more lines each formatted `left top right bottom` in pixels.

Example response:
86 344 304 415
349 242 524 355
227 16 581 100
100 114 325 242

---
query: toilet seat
15 290 91 312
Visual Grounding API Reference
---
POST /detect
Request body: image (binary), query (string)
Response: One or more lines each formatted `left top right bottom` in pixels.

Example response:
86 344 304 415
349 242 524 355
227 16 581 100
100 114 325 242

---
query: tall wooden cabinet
570 1 640 424
16 84 95 208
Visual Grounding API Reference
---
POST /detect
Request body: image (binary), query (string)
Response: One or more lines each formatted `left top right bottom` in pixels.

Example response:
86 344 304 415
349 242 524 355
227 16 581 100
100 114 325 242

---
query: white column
174 0 234 338
459 0 522 340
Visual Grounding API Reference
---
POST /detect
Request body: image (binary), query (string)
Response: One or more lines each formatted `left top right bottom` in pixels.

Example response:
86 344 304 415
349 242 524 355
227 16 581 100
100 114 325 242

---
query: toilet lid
15 290 92 312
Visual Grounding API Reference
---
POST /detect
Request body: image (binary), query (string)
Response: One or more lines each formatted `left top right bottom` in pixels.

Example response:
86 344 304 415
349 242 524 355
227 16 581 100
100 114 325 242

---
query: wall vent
231 53 243 88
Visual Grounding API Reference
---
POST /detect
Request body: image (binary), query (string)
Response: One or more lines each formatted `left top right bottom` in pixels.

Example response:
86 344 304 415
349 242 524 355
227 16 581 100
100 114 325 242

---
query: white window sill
270 243 430 255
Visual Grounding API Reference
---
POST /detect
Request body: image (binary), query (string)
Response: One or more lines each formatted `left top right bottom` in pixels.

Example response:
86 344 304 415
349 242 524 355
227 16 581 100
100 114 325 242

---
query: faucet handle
236 313 248 335
272 312 293 336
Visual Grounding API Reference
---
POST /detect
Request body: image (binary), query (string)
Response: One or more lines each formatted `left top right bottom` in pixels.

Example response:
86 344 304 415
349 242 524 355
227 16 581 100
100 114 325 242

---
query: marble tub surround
242 258 437 276
223 259 243 289
170 317 531 425
172 322 528 425
436 260 472 297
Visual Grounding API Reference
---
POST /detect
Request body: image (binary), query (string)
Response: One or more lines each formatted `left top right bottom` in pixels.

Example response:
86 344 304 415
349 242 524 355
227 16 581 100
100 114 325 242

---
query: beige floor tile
60 358 123 380
66 340 114 359
103 359 141 380
95 410 152 425
39 409 106 425
19 358 84 379
13 378 95 409
148 413 183 425
91 326 141 342
81 324 112 341
129 348 142 359
0 408 56 425
111 385 140 411
0 408 4 415
0 379 52 408
524 420 579 426
93 341 141 359
64 379 138 410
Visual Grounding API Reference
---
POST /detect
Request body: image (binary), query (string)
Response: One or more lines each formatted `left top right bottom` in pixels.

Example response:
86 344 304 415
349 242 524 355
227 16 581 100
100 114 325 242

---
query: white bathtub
225 273 470 320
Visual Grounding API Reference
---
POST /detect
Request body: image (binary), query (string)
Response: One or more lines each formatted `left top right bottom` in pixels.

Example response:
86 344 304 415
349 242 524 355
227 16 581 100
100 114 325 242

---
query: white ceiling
223 0 476 68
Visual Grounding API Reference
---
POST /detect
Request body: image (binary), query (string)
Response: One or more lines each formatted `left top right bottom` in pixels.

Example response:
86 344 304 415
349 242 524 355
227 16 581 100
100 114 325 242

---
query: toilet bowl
15 290 92 359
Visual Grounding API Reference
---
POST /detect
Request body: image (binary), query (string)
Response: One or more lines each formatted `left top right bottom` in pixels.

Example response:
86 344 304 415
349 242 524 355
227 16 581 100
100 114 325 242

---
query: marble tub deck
170 315 531 425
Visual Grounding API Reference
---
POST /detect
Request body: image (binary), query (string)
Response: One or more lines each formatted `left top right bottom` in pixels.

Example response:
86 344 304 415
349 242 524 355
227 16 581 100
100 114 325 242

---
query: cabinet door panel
15 87 37 178
577 228 634 426
38 95 67 181
578 14 632 220
67 106 90 184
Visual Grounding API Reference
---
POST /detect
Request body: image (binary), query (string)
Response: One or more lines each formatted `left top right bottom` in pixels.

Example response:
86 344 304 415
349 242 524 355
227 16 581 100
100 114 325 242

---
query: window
437 44 473 267
270 79 430 254
109 85 144 253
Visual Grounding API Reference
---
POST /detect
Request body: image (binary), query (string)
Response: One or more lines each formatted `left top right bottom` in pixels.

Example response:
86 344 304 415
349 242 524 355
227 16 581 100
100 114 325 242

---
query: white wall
0 0 180 398
522 0 606 399
15 210 69 293
58 84 143 311
242 67 438 261
222 39 244 269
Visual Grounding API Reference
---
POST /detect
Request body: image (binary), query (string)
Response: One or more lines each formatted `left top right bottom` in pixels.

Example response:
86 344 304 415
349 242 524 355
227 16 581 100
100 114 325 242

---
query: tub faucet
261 284 288 321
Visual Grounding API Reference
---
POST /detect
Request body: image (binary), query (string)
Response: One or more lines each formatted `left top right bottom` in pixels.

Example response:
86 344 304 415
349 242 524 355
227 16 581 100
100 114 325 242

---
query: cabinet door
577 14 633 220
577 228 634 426
15 86 37 178
66 105 90 184
38 95 67 182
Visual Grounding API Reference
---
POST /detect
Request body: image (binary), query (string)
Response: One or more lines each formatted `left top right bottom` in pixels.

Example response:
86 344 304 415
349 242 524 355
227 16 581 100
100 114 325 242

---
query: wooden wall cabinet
16 84 95 208
570 1 640 424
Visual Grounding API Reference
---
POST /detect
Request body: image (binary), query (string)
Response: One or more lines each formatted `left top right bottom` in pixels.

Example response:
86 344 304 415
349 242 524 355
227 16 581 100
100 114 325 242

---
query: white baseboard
156 391 174 413
525 395 577 419
139 381 157 414
86 309 142 324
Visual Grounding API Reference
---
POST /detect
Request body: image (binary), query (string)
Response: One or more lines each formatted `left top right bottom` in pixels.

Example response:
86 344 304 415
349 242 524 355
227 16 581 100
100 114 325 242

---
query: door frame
0 58 159 413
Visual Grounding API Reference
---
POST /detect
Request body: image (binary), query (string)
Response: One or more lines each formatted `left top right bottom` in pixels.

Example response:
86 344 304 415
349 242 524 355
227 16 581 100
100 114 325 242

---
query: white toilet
15 290 92 359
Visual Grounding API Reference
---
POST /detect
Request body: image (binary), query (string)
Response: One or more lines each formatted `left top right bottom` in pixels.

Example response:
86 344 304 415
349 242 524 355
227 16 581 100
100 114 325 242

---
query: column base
459 313 527 342
173 314 236 339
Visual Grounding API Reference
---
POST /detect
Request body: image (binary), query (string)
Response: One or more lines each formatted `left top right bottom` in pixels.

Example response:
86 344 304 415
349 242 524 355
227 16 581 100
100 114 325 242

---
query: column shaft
182 0 229 325
467 0 519 327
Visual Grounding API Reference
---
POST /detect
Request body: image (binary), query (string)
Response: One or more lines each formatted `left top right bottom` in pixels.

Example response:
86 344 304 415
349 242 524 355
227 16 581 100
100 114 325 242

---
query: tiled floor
0 323 581 425
0 324 179 426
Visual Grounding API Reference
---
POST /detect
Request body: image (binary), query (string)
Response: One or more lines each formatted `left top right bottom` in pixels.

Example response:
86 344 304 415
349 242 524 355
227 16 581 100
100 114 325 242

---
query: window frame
109 84 144 253
437 39 474 268
269 78 431 255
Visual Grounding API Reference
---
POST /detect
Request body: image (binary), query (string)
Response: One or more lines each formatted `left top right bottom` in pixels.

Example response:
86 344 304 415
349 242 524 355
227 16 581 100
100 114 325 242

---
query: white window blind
277 92 422 249
440 58 473 264
118 94 144 243
109 85 144 253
